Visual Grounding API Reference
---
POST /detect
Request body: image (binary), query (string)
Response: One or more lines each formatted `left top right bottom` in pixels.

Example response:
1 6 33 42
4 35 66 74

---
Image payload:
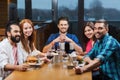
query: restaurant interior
0 0 120 80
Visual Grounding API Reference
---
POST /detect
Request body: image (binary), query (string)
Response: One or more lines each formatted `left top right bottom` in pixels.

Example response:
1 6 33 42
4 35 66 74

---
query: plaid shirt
87 33 120 80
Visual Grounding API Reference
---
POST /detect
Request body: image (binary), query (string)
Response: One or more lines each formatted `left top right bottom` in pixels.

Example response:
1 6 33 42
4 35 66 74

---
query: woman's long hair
82 21 96 51
19 19 35 53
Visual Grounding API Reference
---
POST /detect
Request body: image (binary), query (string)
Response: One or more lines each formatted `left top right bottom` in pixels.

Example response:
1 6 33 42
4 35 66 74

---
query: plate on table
28 61 44 68
78 62 86 67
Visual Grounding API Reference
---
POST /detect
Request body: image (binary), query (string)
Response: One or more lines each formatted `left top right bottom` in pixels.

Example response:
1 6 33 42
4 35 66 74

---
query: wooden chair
0 28 5 41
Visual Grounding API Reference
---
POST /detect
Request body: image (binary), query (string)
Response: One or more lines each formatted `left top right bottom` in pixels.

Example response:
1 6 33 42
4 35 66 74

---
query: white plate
78 62 86 67
29 61 44 67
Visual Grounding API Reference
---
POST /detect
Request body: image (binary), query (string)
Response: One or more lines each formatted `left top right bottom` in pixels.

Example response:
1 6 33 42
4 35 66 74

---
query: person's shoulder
67 33 76 37
0 38 8 45
0 38 10 49
106 34 120 45
49 33 59 38
51 33 59 36
103 33 114 41
107 35 118 41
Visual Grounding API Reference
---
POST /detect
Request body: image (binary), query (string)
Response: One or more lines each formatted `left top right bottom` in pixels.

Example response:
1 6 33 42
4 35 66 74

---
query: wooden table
5 63 92 80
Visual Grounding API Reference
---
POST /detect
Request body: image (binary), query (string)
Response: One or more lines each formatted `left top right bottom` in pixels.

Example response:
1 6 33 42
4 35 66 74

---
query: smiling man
43 16 83 54
74 19 120 80
0 21 29 78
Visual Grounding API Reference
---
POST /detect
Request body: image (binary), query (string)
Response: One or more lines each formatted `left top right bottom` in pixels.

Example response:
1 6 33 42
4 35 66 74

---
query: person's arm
75 58 101 74
75 36 118 74
4 63 29 71
43 34 61 53
0 49 29 71
83 56 93 64
42 40 55 53
0 53 29 71
65 35 83 54
70 40 83 54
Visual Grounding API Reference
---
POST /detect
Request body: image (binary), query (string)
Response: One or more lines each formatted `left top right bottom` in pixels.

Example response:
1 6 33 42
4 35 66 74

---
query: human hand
52 36 62 44
64 36 73 43
40 57 51 63
16 64 29 71
53 34 69 43
74 66 84 74
59 34 66 42
93 67 99 71
83 57 92 64
36 52 46 58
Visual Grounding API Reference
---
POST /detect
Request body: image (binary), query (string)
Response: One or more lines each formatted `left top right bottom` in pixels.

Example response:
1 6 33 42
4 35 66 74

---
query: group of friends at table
0 16 120 80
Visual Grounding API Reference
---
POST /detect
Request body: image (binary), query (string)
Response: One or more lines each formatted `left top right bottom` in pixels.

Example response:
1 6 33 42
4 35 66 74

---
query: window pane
84 0 120 21
17 0 25 20
58 0 78 21
32 0 52 21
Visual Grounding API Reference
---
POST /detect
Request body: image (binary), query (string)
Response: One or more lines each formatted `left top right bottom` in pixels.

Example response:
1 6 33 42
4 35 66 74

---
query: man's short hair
5 21 19 37
95 19 108 28
57 16 69 24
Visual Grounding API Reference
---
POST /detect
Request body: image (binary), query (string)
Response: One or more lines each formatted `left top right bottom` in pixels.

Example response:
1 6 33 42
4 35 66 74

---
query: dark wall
35 22 58 51
108 23 120 42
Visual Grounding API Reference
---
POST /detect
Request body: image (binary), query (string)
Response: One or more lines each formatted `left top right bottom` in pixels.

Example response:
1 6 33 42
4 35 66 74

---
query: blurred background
0 0 120 51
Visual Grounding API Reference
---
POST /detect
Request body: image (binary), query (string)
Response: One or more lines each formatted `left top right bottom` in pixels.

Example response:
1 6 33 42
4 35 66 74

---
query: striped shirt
86 33 120 80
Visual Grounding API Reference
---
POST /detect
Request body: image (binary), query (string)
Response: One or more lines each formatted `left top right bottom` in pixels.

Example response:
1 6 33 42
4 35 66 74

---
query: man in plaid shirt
74 19 120 80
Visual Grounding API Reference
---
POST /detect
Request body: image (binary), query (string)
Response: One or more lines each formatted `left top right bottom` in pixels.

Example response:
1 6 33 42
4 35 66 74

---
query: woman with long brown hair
18 19 48 62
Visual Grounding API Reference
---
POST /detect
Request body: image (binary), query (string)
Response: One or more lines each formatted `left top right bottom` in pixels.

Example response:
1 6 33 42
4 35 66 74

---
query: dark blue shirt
46 33 81 52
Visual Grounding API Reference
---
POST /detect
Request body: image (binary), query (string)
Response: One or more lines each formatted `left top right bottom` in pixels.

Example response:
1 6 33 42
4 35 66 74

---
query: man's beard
11 35 20 43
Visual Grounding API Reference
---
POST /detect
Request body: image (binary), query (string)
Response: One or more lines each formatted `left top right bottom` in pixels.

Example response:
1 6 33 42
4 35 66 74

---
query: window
84 0 120 21
17 0 25 20
58 0 78 21
32 0 52 21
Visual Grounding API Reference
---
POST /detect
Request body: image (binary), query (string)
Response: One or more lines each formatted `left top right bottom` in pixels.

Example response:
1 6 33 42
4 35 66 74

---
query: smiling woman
84 0 120 42
83 22 96 54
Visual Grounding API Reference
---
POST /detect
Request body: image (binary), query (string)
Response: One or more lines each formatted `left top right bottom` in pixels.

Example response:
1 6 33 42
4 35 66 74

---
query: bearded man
0 21 29 79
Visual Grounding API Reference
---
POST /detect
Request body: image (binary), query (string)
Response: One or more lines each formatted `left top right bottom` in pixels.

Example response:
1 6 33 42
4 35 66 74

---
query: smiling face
7 24 21 43
94 22 108 39
58 20 69 34
22 22 33 38
84 26 94 39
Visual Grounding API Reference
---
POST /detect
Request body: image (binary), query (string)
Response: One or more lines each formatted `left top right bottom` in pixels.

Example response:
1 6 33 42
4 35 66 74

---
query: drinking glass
62 52 69 68
46 53 54 60
46 50 54 68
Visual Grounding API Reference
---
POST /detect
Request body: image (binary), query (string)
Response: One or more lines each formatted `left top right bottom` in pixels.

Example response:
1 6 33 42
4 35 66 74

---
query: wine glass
46 52 54 69
62 51 69 68
46 51 54 60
